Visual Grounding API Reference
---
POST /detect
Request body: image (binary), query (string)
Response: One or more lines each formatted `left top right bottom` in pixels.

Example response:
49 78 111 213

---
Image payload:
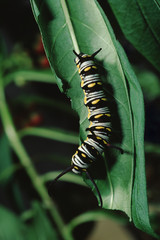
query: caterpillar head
73 48 102 65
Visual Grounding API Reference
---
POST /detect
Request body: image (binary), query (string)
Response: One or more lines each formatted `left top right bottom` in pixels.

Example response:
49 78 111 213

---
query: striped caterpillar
52 49 122 207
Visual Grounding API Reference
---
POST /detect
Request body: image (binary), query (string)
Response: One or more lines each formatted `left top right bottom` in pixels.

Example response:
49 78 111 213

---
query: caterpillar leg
86 170 103 208
48 165 74 196
53 165 74 182
48 165 102 208
106 144 124 154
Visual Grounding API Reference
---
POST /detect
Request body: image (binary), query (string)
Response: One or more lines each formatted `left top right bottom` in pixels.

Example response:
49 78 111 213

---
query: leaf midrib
60 0 80 53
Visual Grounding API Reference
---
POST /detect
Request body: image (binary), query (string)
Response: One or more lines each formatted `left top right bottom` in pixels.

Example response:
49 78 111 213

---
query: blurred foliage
0 202 58 240
135 68 160 102
107 0 160 72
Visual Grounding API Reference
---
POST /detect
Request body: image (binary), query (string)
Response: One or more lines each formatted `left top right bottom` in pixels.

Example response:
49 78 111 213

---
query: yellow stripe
81 153 86 158
89 121 93 128
97 82 102 85
105 113 111 117
81 80 84 87
96 136 102 140
94 114 103 119
101 98 107 101
82 168 87 172
106 127 111 132
95 126 105 130
92 99 100 105
92 65 97 69
88 82 96 88
84 66 91 72
88 108 91 118
83 55 90 58
103 140 108 145
72 150 78 158
74 166 79 170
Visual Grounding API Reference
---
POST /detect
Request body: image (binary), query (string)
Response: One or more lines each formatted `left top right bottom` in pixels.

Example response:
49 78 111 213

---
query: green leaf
0 203 58 240
0 133 13 183
0 135 25 211
30 0 156 236
0 164 20 183
115 42 157 237
0 206 26 240
107 0 160 72
26 201 58 240
67 209 127 232
30 0 134 216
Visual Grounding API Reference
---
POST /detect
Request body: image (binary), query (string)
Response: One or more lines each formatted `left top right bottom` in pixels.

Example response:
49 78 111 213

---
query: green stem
67 210 127 233
67 210 106 233
18 127 79 145
4 70 57 86
0 74 74 240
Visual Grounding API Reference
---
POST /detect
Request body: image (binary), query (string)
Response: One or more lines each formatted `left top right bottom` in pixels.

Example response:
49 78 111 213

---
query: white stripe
79 144 96 160
85 138 104 154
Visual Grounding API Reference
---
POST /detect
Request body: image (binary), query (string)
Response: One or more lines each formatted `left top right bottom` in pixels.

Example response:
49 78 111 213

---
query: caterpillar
52 49 122 207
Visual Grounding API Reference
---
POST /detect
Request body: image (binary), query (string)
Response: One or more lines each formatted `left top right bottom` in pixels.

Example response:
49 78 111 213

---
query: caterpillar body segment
53 48 115 208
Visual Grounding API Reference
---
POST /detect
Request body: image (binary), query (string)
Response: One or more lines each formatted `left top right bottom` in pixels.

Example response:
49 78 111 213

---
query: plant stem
18 127 79 145
4 70 57 86
0 74 74 240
